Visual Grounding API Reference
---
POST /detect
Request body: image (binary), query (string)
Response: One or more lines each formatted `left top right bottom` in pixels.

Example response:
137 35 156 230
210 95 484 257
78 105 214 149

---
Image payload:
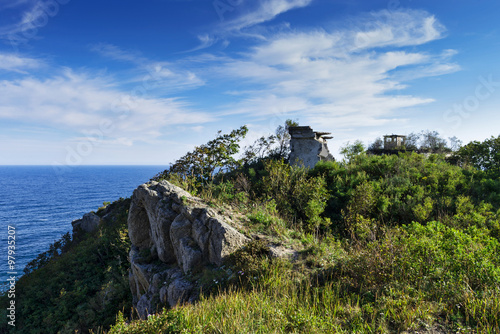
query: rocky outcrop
71 212 100 237
127 180 249 317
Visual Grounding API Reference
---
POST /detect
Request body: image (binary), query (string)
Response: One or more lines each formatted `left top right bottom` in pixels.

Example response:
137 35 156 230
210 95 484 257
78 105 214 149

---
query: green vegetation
368 130 459 154
152 126 249 184
452 135 500 176
0 199 132 334
120 131 500 333
2 126 500 333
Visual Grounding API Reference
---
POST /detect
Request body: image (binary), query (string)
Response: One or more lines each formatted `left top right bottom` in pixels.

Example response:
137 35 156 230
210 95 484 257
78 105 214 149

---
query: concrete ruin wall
384 135 406 150
289 126 334 168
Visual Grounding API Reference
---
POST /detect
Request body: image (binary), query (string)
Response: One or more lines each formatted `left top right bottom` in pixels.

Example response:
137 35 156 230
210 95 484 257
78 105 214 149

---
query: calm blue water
0 165 166 292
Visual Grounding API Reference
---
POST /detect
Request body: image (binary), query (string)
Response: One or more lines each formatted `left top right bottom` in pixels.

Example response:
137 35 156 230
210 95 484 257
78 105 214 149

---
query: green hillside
2 126 499 333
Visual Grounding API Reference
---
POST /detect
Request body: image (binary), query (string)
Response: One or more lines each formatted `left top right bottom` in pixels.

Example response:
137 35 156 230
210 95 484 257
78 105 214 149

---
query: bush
261 159 331 232
310 153 485 235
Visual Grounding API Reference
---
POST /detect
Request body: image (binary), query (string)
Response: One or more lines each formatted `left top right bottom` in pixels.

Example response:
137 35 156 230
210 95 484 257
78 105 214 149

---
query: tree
368 137 383 151
453 135 500 175
340 140 365 163
404 132 420 151
420 130 449 153
242 119 299 163
402 131 450 153
242 135 276 162
272 119 299 159
448 136 463 152
152 126 249 183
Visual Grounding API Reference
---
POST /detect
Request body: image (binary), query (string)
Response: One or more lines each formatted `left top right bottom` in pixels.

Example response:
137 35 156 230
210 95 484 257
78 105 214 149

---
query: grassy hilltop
1 124 500 333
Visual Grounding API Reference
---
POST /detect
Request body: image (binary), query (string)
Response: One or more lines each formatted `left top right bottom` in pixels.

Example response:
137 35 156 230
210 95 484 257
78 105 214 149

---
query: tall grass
108 260 377 333
106 220 500 334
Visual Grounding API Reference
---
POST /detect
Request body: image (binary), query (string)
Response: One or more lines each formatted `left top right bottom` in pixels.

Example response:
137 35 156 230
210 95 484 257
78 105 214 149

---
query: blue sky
1 0 500 165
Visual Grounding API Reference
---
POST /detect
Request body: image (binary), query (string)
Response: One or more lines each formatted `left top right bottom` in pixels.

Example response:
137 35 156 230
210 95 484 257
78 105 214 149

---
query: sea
0 165 166 292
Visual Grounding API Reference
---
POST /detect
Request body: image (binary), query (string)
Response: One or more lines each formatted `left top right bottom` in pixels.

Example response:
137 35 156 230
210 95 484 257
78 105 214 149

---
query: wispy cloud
208 9 457 130
0 0 48 37
352 10 446 50
91 43 147 64
0 69 213 144
91 43 206 91
0 7 460 162
190 0 313 51
183 34 219 53
0 0 31 11
221 0 313 32
0 53 42 73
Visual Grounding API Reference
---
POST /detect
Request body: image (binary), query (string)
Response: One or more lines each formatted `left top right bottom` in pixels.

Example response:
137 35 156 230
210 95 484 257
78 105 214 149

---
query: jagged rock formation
127 181 249 317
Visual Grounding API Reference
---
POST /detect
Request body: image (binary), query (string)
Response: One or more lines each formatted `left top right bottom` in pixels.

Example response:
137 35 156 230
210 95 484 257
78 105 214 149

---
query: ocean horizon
0 165 167 292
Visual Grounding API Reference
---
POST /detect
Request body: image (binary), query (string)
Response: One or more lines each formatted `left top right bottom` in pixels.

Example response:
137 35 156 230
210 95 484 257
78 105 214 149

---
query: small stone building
289 126 334 168
384 135 406 150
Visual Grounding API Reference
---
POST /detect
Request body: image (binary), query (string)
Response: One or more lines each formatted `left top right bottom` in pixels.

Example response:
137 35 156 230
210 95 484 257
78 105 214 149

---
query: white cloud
192 0 313 50
92 43 206 91
0 7 461 164
0 0 56 37
210 9 457 130
0 53 41 72
222 0 312 32
139 62 206 91
0 69 214 145
353 10 446 50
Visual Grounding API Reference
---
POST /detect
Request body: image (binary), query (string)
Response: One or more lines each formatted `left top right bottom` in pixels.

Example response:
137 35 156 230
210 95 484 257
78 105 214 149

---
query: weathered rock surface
289 126 334 168
71 212 101 237
127 180 249 318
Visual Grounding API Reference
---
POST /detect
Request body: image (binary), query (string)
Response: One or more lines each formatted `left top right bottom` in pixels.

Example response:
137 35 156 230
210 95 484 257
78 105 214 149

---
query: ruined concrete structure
289 126 334 168
384 135 406 150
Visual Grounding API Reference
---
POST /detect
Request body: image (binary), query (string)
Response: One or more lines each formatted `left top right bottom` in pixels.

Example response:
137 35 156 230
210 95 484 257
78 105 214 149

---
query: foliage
0 198 132 334
227 240 271 281
104 225 500 333
308 153 497 237
242 119 299 163
108 309 184 334
261 159 331 232
419 130 449 152
448 135 463 151
367 137 383 151
404 132 420 150
368 130 454 153
152 125 249 184
23 231 72 275
6 125 500 334
246 199 288 236
406 130 451 153
339 140 365 163
451 134 500 176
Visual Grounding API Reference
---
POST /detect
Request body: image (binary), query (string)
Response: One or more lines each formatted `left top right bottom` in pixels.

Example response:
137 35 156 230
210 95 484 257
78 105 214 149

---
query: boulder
71 212 101 237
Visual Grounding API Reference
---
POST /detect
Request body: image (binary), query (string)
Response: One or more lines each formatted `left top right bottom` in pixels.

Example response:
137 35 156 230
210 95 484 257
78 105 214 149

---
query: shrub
261 159 331 232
